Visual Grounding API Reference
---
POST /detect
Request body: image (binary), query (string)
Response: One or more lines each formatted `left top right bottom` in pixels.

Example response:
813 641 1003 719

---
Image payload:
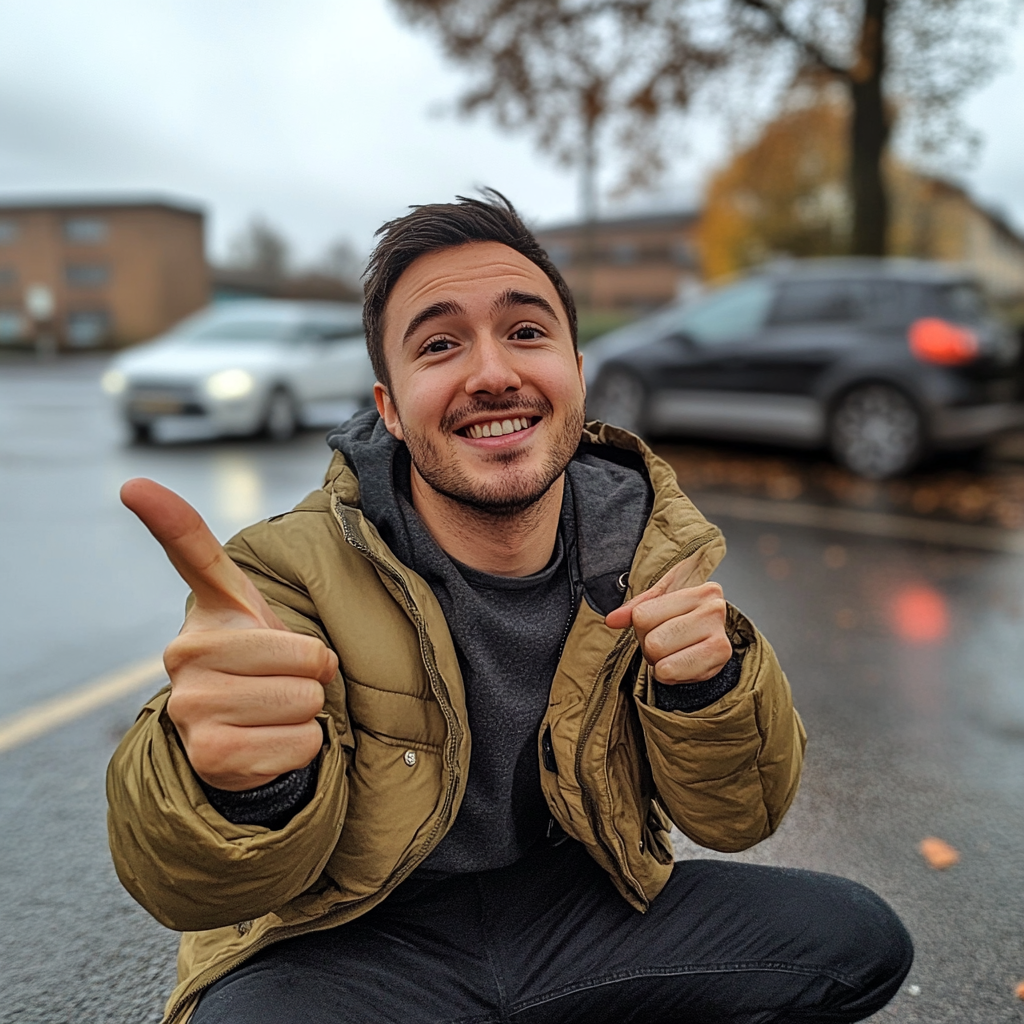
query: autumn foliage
699 89 852 281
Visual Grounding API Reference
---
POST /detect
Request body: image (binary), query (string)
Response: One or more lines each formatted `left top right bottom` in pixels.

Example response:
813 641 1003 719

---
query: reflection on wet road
2 357 1024 1022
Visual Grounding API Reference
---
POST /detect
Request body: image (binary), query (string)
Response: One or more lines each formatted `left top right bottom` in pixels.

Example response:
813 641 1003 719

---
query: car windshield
673 278 774 345
176 320 298 344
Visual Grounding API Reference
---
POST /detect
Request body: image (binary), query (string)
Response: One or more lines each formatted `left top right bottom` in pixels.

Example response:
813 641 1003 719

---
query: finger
186 721 325 791
165 630 338 686
121 478 279 628
169 673 326 728
604 550 708 630
632 582 725 643
640 615 714 668
604 576 669 629
652 634 734 685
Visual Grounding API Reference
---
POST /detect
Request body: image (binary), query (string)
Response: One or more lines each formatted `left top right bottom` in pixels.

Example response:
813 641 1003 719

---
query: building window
65 263 111 288
66 309 112 347
610 243 637 266
0 220 17 244
64 218 108 244
0 266 16 288
0 309 25 343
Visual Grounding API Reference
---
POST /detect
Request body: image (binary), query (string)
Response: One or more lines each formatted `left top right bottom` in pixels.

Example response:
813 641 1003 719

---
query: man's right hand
121 478 338 792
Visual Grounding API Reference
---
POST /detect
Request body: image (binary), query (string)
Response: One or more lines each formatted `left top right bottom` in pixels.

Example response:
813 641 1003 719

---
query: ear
577 351 586 400
374 382 404 441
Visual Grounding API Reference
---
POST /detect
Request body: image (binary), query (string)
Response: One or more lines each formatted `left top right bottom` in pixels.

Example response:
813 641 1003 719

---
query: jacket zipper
571 526 720 909
161 502 464 1024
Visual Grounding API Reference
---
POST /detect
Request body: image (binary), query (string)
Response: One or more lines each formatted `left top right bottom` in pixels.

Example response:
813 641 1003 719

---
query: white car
101 300 375 442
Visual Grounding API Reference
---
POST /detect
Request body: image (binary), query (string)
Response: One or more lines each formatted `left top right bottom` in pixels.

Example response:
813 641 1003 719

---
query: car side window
769 280 869 326
673 279 774 346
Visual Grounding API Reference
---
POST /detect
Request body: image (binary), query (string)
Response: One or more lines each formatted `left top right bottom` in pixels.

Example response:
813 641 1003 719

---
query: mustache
440 395 554 435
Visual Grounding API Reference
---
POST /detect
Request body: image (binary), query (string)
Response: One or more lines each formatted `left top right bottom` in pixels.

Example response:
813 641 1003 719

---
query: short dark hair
362 189 578 388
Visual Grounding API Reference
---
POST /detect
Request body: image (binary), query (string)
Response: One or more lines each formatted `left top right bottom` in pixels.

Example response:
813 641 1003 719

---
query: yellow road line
694 491 1024 555
0 655 165 754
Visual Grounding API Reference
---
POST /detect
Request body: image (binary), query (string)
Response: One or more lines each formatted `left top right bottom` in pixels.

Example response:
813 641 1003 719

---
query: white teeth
464 416 536 438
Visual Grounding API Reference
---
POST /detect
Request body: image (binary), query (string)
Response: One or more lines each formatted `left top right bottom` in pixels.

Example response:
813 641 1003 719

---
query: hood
326 408 417 567
114 338 283 378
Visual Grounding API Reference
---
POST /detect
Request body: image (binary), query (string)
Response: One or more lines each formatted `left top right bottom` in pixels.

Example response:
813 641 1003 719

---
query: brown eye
511 326 542 340
425 339 454 354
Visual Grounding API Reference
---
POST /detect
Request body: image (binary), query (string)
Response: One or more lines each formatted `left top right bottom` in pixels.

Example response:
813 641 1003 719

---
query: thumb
120 477 283 630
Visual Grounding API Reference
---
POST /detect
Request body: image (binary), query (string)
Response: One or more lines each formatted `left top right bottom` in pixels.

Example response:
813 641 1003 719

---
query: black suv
585 259 1022 478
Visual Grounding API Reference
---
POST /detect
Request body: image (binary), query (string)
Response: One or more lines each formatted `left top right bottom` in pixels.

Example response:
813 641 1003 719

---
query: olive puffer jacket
106 422 806 1024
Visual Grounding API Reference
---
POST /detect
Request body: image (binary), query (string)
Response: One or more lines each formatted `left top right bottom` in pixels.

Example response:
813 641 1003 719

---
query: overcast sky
0 0 1020 266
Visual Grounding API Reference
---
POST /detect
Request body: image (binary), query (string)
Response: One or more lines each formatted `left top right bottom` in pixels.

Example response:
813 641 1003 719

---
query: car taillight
908 317 979 366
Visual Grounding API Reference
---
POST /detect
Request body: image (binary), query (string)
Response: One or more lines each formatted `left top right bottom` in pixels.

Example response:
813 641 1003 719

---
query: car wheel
589 367 649 435
128 421 152 445
264 388 298 442
829 383 923 479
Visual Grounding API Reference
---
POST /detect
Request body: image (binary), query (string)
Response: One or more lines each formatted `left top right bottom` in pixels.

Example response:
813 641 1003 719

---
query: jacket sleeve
105 557 352 933
633 603 806 853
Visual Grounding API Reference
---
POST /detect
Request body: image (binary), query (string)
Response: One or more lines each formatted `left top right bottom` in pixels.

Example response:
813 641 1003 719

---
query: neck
409 468 563 577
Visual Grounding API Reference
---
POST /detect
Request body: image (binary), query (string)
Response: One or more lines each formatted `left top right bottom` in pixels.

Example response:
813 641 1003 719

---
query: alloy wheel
589 367 648 435
830 384 922 479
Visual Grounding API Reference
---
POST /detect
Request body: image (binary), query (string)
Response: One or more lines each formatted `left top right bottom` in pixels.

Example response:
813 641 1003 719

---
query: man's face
375 241 586 517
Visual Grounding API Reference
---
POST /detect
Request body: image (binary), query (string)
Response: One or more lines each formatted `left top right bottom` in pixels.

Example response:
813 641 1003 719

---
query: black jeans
192 841 913 1024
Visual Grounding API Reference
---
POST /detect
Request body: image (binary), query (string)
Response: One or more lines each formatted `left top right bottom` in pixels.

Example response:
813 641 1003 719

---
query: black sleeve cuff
653 648 745 713
200 761 319 830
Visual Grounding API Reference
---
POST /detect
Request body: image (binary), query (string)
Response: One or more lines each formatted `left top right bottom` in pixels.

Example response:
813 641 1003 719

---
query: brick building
0 195 208 349
534 209 701 312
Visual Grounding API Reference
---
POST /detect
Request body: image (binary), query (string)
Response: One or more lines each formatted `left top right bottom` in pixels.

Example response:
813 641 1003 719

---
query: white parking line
694 492 1024 555
0 655 166 754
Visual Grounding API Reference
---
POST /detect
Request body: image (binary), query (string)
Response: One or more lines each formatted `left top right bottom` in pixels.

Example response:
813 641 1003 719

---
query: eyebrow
491 288 560 322
402 299 466 345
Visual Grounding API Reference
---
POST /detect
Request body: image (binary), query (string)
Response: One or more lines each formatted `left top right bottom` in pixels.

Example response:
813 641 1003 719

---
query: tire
263 388 298 442
829 383 923 479
589 366 649 436
128 421 152 445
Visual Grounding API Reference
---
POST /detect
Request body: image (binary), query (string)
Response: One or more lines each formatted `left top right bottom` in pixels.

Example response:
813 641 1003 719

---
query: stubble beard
400 395 586 520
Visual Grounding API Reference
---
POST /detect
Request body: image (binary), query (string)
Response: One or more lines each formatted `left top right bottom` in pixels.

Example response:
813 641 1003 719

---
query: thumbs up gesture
121 478 338 792
604 552 732 685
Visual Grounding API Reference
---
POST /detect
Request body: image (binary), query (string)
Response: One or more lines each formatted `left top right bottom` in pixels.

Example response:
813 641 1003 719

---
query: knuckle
632 602 660 631
184 725 235 776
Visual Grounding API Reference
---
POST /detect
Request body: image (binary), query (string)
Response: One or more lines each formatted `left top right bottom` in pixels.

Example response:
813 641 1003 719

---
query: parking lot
3 353 1024 1022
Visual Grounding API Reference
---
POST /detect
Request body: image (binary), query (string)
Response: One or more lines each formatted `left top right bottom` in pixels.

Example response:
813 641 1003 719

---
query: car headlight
101 369 127 395
205 369 255 400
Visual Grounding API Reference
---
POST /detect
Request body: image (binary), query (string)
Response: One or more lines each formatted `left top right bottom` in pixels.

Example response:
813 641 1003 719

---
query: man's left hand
605 554 732 684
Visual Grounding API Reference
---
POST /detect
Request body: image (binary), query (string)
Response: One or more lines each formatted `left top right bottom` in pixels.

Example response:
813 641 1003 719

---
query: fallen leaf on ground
1014 981 1024 1000
919 837 960 870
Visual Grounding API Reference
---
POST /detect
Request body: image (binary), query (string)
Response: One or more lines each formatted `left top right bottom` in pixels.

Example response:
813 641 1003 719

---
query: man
108 191 912 1024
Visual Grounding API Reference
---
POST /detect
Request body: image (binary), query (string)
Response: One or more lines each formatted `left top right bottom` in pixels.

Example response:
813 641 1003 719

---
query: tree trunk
578 111 599 309
848 0 890 256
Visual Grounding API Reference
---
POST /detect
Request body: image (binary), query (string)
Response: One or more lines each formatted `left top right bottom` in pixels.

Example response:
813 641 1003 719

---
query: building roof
0 192 205 217
536 208 699 235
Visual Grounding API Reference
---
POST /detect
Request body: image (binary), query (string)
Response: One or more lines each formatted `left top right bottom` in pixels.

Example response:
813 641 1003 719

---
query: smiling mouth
457 416 541 440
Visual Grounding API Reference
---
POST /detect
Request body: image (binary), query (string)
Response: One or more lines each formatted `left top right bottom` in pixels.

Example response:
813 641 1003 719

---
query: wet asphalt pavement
2 354 1024 1023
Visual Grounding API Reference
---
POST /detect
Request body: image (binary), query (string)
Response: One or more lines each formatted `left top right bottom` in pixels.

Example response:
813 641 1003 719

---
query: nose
464 333 522 396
